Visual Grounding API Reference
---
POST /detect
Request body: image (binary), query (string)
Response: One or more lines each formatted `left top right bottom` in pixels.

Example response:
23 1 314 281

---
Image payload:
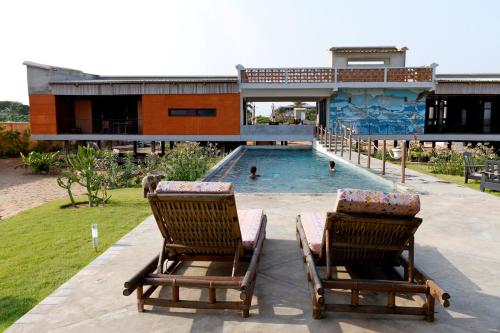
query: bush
65 145 110 207
373 148 395 161
163 142 219 181
0 127 30 157
19 151 61 174
98 151 141 189
428 148 465 175
428 143 499 176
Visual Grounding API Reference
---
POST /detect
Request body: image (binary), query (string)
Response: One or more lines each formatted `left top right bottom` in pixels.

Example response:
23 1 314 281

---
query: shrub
65 145 110 207
428 144 498 176
164 142 219 181
0 127 30 157
373 148 396 161
19 151 61 174
57 171 79 207
98 151 141 189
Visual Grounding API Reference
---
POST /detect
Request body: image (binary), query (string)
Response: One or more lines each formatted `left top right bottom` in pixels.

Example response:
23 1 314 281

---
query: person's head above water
329 160 336 169
250 165 257 174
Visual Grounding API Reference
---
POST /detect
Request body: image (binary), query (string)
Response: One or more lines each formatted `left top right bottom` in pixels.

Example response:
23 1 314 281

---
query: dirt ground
0 158 85 220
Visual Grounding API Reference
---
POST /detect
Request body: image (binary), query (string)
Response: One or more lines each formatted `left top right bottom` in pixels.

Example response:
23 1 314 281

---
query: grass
0 188 151 332
405 162 500 197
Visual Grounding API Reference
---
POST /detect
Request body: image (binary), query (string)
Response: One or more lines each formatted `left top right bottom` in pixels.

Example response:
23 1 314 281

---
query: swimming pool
206 148 394 193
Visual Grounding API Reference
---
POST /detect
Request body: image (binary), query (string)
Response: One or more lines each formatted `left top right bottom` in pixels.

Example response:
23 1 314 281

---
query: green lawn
405 163 500 197
0 188 151 332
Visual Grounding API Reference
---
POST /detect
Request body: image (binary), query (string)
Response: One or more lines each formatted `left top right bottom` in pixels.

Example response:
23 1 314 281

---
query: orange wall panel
28 94 57 134
142 94 240 135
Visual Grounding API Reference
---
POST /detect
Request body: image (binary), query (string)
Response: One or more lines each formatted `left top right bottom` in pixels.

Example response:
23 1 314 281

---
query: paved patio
6 151 500 333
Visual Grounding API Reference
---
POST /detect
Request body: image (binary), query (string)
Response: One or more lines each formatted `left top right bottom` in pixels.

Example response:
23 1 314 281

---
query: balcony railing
240 67 434 84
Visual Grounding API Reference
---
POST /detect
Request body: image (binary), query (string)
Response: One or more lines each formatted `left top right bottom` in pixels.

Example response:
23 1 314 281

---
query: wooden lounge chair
463 152 484 183
480 160 500 192
296 189 450 321
124 180 266 317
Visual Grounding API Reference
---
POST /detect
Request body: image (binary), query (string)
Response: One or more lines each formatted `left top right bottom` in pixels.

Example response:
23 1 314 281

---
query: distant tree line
0 101 29 122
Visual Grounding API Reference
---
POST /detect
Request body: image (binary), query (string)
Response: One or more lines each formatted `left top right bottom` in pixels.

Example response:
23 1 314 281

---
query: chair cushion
237 209 264 250
156 181 234 194
300 212 327 255
334 188 420 217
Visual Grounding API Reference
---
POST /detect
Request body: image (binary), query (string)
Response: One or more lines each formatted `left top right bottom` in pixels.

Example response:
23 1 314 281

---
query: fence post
328 132 332 151
340 130 345 157
334 133 338 154
382 140 386 175
324 128 328 146
357 137 361 164
401 140 406 183
367 137 371 168
348 131 352 160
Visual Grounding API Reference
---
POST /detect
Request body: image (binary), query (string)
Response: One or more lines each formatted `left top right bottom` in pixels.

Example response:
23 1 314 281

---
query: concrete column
133 141 138 155
64 140 70 154
161 141 166 155
169 141 175 149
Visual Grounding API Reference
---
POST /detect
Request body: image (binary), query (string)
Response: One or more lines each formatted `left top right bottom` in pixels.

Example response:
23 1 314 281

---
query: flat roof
436 73 500 83
329 46 408 53
50 76 238 84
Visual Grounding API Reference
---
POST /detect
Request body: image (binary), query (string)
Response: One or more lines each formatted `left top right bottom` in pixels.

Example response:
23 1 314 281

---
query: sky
1 0 500 115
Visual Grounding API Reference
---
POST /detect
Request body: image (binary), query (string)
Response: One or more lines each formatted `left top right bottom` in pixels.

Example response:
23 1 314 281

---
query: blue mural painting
328 89 426 135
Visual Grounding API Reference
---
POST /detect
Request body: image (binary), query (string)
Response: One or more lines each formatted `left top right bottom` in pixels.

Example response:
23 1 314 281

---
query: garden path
0 158 84 220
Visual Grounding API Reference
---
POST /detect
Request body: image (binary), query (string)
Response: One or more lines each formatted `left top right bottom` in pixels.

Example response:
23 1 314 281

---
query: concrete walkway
6 150 500 333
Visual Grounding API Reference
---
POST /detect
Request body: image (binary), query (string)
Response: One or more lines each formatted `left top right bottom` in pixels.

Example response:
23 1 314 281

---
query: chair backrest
323 189 422 264
484 160 500 181
463 152 474 174
147 181 242 256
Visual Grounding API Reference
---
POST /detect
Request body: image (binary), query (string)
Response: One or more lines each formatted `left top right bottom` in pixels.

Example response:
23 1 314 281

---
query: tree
256 115 270 124
246 102 255 124
0 101 29 122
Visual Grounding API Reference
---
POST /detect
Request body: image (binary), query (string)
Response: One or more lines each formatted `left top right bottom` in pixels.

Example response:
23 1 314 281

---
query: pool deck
6 150 500 333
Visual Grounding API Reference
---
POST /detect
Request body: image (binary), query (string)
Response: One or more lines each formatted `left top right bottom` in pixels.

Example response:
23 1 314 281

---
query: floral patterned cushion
237 209 264 250
300 212 327 255
334 188 420 217
155 181 234 194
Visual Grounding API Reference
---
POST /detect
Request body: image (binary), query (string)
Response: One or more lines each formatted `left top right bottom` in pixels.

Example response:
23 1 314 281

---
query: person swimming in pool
329 160 336 175
249 165 260 179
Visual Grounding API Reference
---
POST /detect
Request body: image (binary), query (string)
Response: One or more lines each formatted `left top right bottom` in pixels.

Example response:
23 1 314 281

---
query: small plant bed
0 188 151 331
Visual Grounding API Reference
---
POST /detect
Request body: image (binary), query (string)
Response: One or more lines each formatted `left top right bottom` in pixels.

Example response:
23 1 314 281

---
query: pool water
207 148 394 193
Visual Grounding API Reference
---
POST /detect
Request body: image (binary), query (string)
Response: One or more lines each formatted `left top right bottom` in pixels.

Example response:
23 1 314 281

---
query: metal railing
315 123 409 183
240 67 434 84
56 118 140 134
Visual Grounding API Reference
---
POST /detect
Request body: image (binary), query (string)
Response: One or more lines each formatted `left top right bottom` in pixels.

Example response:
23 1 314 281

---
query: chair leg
425 293 435 322
137 286 144 312
242 309 250 318
312 293 322 319
312 308 322 319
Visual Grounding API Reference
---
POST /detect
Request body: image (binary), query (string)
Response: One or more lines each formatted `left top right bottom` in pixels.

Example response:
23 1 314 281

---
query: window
483 102 492 133
347 60 385 66
168 108 216 117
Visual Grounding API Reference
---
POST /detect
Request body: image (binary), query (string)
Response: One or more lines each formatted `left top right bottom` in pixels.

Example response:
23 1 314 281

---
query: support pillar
64 140 70 154
151 141 156 154
161 141 166 155
169 141 174 149
133 141 138 155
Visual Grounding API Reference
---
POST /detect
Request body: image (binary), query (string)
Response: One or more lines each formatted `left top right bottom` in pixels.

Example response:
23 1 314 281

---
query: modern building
24 46 500 145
